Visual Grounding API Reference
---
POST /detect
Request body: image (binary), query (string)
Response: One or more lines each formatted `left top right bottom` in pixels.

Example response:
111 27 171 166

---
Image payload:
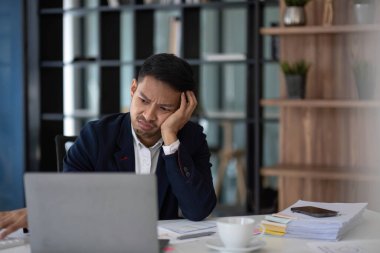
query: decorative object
107 0 130 7
281 60 311 99
271 22 280 60
353 0 374 24
353 60 375 99
283 0 311 26
323 0 333 26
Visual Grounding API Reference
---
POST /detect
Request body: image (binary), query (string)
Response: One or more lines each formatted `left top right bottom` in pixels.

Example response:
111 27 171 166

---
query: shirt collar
131 124 163 150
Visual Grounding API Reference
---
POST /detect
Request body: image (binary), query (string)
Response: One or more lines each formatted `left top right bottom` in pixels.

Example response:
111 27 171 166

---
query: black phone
290 206 339 218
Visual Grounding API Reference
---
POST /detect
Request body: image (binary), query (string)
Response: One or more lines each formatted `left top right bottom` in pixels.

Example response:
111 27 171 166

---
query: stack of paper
158 220 217 244
260 213 293 236
280 200 367 241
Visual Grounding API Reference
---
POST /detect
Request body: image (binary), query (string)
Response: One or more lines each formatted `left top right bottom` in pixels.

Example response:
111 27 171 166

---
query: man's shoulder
81 113 130 138
180 120 205 137
86 113 129 131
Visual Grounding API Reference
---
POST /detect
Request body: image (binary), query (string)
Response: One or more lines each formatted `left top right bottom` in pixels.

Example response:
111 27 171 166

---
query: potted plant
281 60 311 99
353 0 374 24
283 0 312 26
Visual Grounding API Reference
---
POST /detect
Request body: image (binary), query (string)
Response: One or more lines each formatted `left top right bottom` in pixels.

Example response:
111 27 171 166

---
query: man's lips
138 119 154 131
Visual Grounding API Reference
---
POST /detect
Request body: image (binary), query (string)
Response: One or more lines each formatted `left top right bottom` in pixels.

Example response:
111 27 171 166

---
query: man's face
130 76 181 146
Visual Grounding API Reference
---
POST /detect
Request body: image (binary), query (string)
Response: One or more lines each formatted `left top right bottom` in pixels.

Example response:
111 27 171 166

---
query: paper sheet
308 240 380 253
158 220 216 234
157 220 217 244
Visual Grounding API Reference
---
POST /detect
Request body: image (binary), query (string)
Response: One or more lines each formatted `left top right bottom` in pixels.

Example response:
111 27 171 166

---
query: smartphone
290 206 339 218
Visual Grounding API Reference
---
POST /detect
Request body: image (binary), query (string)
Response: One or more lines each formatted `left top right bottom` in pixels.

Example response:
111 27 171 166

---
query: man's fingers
185 91 197 115
0 213 13 229
0 209 28 240
0 225 18 239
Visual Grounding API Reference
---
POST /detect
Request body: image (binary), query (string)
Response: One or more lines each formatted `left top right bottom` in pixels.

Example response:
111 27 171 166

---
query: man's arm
163 128 216 221
64 122 98 172
0 208 27 239
160 91 197 146
160 91 216 220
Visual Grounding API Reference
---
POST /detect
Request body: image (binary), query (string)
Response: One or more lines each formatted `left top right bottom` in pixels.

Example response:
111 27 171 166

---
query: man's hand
0 208 28 239
161 91 197 145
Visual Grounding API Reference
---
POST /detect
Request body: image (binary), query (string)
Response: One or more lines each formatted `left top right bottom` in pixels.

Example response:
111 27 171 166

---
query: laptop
24 173 160 253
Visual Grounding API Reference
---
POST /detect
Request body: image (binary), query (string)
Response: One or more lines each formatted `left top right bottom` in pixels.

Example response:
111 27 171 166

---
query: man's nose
143 105 157 121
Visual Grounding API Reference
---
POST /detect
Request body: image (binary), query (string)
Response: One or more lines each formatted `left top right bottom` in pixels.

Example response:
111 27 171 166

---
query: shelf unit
261 99 380 108
260 0 380 210
27 0 280 213
261 165 380 182
260 24 380 35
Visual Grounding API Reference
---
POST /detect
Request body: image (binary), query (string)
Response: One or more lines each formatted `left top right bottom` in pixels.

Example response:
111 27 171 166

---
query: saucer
206 238 266 252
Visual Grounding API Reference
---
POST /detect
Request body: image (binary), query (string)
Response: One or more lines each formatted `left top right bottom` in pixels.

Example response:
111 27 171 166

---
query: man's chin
136 128 159 138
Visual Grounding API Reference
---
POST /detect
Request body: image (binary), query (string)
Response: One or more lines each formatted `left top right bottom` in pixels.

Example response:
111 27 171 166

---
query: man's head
137 53 195 92
129 53 196 147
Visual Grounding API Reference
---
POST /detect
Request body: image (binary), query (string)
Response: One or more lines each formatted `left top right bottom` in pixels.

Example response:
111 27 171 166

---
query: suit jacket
63 113 216 221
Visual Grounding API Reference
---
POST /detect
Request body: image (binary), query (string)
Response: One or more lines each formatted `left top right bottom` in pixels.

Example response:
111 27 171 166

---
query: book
203 53 246 62
261 223 286 233
168 16 182 57
261 220 287 228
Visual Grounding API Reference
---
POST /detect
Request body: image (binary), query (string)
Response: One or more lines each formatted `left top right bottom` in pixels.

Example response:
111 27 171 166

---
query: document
308 240 380 253
158 220 217 244
158 220 216 234
280 200 367 240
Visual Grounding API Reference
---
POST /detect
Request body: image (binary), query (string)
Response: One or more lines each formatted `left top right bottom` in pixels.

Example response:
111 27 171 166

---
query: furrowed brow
139 91 176 108
139 92 151 102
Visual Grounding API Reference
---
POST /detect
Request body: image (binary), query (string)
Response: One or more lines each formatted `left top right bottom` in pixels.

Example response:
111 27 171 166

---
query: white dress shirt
131 125 180 174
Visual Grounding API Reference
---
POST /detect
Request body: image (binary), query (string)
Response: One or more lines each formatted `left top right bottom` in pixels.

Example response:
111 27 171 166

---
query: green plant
284 0 311 7
281 60 311 76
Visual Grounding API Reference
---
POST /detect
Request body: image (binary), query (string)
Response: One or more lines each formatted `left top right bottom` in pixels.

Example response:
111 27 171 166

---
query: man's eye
160 107 171 112
140 98 148 104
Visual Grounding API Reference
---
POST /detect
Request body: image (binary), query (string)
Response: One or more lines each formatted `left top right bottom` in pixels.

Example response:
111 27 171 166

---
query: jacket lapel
114 114 135 172
156 149 169 210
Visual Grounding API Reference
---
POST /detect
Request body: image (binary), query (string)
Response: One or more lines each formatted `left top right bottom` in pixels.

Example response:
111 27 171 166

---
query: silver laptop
24 173 159 253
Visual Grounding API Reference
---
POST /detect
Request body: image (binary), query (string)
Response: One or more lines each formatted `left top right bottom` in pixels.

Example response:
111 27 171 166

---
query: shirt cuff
162 139 180 155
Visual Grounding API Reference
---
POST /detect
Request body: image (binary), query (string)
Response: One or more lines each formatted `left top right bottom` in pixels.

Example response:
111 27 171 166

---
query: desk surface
2 210 380 253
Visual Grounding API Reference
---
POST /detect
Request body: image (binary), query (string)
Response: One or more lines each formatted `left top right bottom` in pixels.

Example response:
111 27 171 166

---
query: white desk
2 210 380 253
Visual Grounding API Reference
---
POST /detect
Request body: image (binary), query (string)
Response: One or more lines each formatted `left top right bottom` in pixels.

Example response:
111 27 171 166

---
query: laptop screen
24 173 159 253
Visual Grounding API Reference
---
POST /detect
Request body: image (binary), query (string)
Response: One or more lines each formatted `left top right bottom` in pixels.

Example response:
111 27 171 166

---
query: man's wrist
163 139 180 155
161 131 178 146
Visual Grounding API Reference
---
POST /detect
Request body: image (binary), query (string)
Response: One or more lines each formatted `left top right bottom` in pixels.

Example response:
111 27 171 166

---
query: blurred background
0 0 379 215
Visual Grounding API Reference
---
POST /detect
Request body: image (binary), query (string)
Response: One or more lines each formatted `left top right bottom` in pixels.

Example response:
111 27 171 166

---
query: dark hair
137 53 195 92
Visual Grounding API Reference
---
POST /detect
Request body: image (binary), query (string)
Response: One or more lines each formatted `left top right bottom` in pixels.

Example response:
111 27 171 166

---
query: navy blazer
63 113 216 221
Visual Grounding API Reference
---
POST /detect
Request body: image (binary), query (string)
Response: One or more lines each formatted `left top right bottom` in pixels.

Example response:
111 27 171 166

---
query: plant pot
283 7 306 26
285 75 306 99
353 3 374 24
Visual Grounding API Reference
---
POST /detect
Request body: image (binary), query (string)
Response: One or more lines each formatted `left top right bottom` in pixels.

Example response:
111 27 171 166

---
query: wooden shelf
261 99 380 108
40 1 253 15
261 165 380 182
41 59 261 68
260 24 380 35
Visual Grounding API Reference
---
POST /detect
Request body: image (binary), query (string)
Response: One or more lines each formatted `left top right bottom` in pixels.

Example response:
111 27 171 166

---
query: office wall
0 0 25 210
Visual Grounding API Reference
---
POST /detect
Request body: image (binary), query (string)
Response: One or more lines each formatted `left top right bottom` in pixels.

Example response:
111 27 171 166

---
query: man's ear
130 79 137 97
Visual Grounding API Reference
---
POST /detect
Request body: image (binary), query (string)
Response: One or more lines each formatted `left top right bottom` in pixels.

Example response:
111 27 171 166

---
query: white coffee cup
216 217 264 248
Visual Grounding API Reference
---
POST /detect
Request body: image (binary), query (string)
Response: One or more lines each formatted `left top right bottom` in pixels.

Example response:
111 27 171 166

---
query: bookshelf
260 0 380 210
260 24 380 35
27 0 279 213
261 99 380 108
261 165 380 182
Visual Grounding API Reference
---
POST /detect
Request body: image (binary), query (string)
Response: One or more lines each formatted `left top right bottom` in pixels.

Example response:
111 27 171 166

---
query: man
0 53 217 239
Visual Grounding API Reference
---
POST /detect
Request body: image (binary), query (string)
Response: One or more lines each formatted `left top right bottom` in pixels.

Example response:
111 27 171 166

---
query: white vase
354 3 374 24
283 6 306 26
